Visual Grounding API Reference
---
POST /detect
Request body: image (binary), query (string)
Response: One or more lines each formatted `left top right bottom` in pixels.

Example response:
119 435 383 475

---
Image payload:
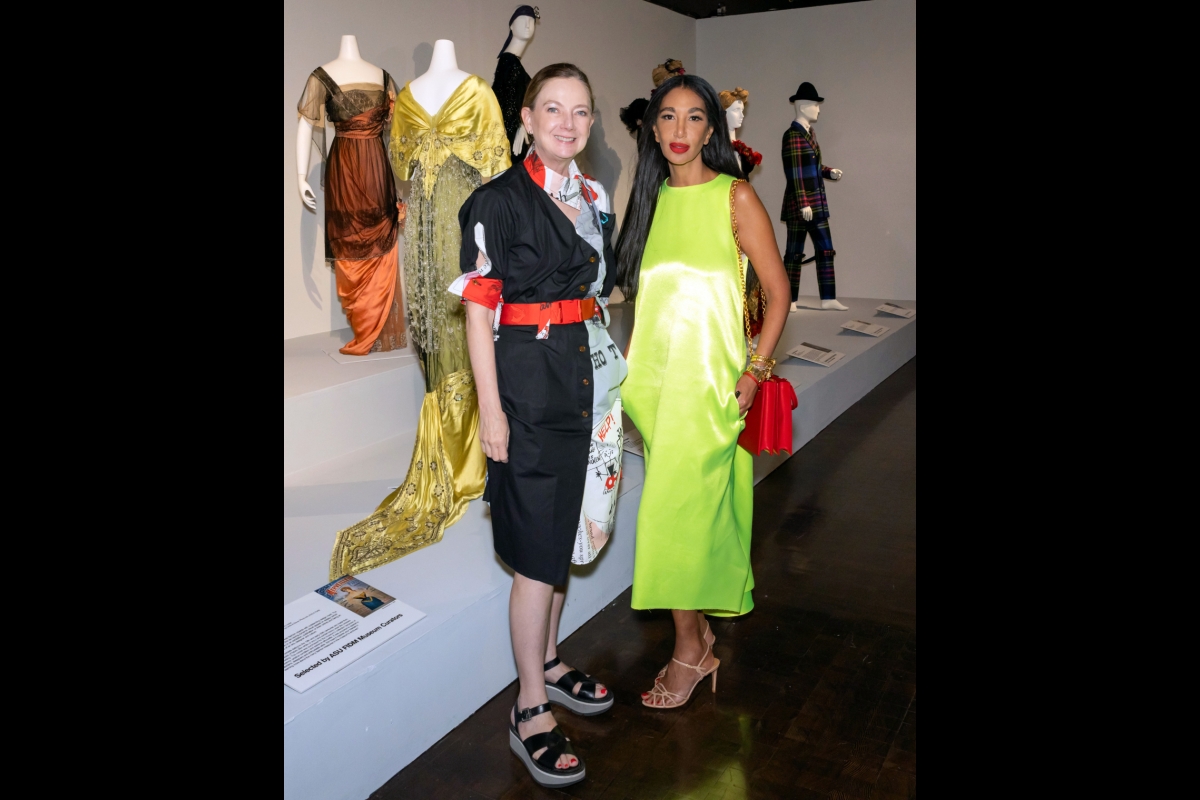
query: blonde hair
718 87 749 109
651 59 686 88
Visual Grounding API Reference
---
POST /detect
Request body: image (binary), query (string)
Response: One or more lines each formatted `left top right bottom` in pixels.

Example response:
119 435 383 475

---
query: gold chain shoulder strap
728 178 752 348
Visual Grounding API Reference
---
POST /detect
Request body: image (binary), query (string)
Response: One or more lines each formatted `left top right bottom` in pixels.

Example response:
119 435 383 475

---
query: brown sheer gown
298 67 405 354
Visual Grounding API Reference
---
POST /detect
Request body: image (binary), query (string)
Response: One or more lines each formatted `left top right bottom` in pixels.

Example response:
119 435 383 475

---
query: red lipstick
669 142 690 154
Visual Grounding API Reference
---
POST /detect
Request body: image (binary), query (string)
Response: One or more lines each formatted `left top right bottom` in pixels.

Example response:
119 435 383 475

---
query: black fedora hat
788 82 824 103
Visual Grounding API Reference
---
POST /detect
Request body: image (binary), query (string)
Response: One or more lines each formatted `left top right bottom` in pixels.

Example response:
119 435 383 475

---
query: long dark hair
615 74 742 301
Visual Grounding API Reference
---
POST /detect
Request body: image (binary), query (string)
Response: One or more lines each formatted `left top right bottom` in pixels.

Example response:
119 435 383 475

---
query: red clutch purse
738 376 798 456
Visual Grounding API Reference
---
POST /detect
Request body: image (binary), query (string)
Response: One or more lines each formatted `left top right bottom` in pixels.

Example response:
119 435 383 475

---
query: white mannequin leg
790 301 800 313
821 299 849 311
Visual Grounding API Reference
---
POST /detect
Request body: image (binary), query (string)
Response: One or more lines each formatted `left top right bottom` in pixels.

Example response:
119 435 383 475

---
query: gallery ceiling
644 0 866 19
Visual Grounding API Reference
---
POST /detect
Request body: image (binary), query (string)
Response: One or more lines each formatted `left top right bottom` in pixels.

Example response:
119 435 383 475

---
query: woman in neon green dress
615 75 791 709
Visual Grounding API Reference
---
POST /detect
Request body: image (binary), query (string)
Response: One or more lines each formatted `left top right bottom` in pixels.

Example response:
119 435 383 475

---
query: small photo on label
317 576 396 618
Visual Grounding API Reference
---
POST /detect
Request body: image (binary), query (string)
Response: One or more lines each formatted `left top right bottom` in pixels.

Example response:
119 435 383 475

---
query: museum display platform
283 296 916 800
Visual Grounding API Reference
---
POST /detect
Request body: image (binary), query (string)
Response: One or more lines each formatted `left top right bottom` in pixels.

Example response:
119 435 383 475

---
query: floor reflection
372 359 917 800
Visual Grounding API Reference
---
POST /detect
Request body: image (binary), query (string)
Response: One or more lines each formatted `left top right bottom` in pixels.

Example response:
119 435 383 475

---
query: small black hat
788 82 824 103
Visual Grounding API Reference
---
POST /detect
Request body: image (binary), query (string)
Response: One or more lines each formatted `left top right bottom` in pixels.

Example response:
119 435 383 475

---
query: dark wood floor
372 359 916 800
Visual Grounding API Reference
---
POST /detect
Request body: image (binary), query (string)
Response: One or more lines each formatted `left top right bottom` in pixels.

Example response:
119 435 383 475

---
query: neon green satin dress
624 173 754 616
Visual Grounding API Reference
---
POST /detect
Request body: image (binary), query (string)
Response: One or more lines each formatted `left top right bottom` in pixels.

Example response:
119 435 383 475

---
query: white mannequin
297 36 386 210
507 15 538 156
791 98 848 312
410 40 471 118
792 99 843 194
725 100 744 142
381 40 474 202
504 14 536 59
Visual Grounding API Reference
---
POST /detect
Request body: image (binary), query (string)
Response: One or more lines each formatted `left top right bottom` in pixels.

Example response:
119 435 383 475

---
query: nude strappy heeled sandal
655 619 715 685
641 646 719 709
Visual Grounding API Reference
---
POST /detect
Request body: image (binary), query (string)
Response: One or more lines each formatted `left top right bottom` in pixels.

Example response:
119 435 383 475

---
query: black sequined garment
493 52 531 145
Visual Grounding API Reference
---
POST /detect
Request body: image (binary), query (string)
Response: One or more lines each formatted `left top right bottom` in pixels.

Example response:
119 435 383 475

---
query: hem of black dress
497 549 570 587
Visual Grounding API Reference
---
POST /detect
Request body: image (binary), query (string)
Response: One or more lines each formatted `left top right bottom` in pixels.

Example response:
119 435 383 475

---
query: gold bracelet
745 363 772 383
749 354 776 373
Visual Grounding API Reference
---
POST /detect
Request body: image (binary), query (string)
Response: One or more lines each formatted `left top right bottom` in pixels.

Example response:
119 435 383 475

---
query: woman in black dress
455 63 625 789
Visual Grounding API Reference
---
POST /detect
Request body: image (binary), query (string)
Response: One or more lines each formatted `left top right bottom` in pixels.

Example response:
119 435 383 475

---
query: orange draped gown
298 67 405 354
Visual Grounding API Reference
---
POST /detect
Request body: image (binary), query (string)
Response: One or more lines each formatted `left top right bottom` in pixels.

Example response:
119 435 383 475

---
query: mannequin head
794 99 820 123
512 14 536 40
620 98 650 137
499 5 540 57
788 82 825 126
520 63 594 171
725 101 744 138
718 87 748 137
651 59 686 89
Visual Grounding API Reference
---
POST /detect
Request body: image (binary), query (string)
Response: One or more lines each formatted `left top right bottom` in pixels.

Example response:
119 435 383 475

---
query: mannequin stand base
791 299 852 312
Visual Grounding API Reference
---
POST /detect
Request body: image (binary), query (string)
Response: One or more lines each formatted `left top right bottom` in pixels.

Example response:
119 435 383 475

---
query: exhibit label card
876 302 915 319
841 319 890 337
788 342 845 367
284 576 425 693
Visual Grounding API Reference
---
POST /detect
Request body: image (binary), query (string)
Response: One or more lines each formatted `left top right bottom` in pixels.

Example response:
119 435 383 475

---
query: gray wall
698 0 916 302
283 0 917 339
284 0 695 339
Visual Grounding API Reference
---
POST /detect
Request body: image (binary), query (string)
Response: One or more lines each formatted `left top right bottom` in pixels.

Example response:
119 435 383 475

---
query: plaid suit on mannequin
781 121 837 301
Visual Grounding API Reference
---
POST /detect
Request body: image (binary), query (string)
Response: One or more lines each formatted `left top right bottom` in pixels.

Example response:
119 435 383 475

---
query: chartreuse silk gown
624 173 755 617
328 77 510 580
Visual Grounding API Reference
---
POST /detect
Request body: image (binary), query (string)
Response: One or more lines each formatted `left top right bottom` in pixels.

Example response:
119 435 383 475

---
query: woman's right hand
735 373 759 417
480 408 510 463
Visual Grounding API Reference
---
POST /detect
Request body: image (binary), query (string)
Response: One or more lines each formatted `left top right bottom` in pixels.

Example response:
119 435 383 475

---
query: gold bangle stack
745 353 776 383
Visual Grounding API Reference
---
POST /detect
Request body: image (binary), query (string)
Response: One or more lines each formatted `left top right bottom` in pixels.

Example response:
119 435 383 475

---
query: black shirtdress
458 165 618 585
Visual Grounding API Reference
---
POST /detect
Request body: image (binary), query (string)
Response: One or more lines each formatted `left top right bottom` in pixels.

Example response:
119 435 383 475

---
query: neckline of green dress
662 173 729 191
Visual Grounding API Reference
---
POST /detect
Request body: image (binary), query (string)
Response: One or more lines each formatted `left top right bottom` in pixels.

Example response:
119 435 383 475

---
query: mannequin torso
409 40 471 117
791 99 841 193
297 35 386 209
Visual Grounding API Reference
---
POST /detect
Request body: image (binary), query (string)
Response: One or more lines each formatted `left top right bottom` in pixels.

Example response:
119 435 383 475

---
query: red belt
499 298 596 326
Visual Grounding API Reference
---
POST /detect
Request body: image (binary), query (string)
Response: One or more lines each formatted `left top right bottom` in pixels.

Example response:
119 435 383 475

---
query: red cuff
462 277 503 309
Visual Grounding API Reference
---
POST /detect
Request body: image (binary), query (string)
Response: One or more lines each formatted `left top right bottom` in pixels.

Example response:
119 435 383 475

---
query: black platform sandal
544 657 615 716
508 701 586 787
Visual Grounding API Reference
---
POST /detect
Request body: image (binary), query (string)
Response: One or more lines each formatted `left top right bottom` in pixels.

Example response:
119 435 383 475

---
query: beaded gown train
328 76 510 579
623 173 755 616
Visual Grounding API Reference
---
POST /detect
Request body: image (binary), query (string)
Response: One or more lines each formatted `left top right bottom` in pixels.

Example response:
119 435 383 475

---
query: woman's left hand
736 373 759 417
